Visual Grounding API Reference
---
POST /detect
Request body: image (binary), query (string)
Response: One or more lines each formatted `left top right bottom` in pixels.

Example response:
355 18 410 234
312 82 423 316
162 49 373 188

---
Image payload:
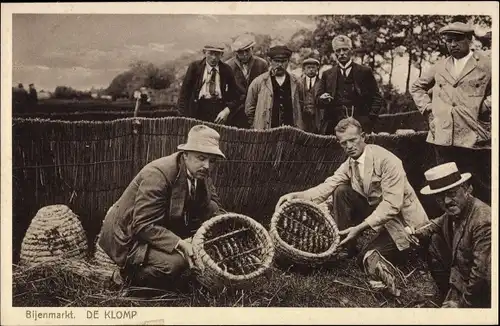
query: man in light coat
409 162 491 308
225 34 269 128
277 117 429 295
245 45 305 130
99 125 226 288
410 22 491 204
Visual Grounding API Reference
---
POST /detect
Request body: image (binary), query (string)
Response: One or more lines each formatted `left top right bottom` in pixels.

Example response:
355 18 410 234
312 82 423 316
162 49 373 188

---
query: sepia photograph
1 2 498 325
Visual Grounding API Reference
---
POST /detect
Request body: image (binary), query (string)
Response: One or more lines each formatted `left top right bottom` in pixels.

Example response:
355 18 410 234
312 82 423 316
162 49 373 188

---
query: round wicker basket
270 199 340 265
20 205 88 266
192 213 275 290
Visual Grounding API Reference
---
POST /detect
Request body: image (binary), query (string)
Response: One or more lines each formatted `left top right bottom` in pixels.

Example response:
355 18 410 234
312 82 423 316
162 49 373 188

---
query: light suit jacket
302 144 429 251
245 71 306 130
410 50 491 149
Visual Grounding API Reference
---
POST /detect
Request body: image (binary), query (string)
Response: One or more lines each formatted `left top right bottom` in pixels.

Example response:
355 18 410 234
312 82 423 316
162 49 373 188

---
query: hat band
428 171 462 190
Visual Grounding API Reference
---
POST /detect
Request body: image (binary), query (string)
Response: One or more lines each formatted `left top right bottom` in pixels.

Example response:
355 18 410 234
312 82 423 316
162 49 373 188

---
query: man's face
183 151 218 179
443 33 471 59
435 183 471 217
236 48 253 64
204 50 223 67
270 58 289 76
334 46 353 65
303 64 319 78
336 125 366 159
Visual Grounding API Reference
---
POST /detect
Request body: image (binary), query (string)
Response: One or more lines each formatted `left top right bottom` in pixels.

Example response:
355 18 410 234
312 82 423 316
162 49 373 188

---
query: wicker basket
270 199 340 265
192 213 275 290
20 205 88 266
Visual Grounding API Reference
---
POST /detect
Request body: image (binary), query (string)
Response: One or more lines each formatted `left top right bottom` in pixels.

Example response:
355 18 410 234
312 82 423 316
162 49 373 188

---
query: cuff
460 293 473 307
364 213 382 231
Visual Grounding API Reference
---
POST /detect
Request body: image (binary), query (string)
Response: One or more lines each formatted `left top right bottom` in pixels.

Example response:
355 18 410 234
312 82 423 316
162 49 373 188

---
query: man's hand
338 222 368 246
404 226 422 247
319 93 333 101
177 239 195 269
214 107 230 124
275 192 305 211
441 300 460 308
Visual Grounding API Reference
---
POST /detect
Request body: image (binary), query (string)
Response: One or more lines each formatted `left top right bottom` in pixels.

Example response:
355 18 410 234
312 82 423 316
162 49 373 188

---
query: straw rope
20 205 88 266
192 213 275 290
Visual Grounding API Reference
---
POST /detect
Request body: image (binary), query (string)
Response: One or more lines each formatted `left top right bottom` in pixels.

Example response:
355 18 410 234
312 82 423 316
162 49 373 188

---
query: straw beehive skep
20 205 88 266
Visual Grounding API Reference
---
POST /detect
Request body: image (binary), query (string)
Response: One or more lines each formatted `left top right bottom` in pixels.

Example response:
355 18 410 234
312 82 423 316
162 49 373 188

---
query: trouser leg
196 99 225 123
426 231 452 303
356 228 407 269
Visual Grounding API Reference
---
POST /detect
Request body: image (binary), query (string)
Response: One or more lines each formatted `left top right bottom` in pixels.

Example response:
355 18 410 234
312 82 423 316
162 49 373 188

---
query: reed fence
12 116 437 262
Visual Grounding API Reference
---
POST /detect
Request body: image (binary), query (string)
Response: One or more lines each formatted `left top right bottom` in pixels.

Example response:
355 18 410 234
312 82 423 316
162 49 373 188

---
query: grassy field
12 232 440 308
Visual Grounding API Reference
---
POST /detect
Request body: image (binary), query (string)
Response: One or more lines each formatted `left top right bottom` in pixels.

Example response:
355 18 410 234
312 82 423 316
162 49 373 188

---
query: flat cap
332 35 353 50
232 34 256 52
203 44 225 52
268 45 292 59
302 57 320 66
439 22 474 35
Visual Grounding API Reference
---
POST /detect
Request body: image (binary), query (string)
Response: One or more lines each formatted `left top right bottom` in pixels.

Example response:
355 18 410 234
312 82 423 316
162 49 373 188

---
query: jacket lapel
455 53 478 85
442 57 457 84
329 66 338 95
363 146 373 194
169 156 188 219
195 59 206 93
451 198 474 263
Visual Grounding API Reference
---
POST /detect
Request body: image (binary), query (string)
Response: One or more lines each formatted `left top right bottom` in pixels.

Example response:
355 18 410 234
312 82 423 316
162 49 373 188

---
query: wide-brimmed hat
439 22 474 35
203 44 225 53
268 45 292 60
420 162 471 195
178 125 226 159
332 35 353 51
232 34 256 52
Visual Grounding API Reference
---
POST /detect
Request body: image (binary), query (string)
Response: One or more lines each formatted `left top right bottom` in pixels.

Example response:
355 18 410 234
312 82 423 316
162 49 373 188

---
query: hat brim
177 144 226 159
233 42 255 52
420 173 472 195
203 47 225 53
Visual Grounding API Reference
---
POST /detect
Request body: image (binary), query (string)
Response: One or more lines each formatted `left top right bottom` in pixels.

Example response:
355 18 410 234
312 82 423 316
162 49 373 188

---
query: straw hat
420 162 472 195
177 125 226 158
231 34 256 52
20 205 88 265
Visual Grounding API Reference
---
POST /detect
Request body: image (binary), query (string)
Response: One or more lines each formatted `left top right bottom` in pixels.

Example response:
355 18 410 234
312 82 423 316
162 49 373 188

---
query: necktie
341 65 351 77
188 176 196 200
208 67 217 97
309 78 312 90
351 160 363 190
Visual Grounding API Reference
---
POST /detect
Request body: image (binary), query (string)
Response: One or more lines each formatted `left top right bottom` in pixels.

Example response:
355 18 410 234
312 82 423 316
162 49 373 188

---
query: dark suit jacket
178 58 244 123
225 55 269 128
98 152 224 268
301 75 322 132
318 63 384 131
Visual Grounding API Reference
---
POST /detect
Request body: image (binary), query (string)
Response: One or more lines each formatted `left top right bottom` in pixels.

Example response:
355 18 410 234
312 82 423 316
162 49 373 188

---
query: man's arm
178 63 196 117
364 68 384 125
410 64 436 116
130 169 181 253
364 156 406 230
245 78 260 127
224 66 245 113
302 160 351 204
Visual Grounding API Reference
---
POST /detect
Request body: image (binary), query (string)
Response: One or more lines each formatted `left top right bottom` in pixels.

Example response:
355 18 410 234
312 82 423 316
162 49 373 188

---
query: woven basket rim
192 213 275 281
270 199 339 259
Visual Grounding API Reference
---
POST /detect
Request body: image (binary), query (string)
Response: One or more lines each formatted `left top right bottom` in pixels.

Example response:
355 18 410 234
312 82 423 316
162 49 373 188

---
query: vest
271 74 294 127
333 70 357 109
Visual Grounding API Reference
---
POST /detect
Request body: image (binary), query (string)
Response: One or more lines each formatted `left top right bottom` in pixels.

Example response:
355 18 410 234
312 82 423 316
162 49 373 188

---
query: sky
12 14 316 91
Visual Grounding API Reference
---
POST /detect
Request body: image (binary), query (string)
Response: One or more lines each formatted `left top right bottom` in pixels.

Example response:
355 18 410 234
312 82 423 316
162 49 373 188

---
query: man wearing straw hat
225 33 269 128
277 117 429 296
178 44 244 126
318 35 384 134
301 57 322 133
410 22 492 204
407 162 491 308
246 45 306 130
99 125 226 288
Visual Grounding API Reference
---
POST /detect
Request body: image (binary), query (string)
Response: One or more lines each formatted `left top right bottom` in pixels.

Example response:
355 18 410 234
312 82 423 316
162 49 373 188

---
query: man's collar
452 51 473 63
206 62 220 71
338 59 353 69
350 147 366 164
186 168 195 180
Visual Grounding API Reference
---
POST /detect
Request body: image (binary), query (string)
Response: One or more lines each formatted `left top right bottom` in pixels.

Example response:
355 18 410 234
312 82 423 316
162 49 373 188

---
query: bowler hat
420 162 471 195
439 22 474 35
232 34 256 52
268 45 292 59
178 125 226 159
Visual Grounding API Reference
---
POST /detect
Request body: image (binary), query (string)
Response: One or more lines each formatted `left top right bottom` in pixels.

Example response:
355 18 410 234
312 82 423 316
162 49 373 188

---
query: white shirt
274 75 286 86
452 51 473 78
305 76 317 90
350 148 366 181
198 63 222 99
186 169 197 194
338 59 353 77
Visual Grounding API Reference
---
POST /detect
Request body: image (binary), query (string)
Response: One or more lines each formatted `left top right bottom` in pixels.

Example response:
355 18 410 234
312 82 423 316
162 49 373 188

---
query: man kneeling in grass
276 117 429 295
98 125 226 289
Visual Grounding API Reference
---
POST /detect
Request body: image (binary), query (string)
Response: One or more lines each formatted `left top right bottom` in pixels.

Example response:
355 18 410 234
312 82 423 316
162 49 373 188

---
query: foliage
53 86 92 100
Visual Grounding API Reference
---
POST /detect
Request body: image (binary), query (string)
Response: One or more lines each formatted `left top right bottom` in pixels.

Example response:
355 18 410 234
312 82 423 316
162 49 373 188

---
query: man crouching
276 117 429 295
99 125 226 288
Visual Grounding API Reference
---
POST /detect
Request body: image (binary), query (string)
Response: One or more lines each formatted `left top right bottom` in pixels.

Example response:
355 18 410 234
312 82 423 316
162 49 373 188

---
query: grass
12 232 440 308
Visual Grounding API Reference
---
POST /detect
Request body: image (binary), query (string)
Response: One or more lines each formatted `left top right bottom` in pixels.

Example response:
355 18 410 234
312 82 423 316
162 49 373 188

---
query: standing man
225 34 269 128
178 44 244 125
409 162 491 308
318 35 384 134
99 125 227 288
28 83 38 106
301 57 322 133
276 118 428 295
410 22 491 204
245 45 305 130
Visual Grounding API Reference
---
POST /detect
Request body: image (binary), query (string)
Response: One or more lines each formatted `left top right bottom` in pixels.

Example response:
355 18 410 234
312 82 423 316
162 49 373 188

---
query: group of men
12 83 38 113
98 22 491 308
